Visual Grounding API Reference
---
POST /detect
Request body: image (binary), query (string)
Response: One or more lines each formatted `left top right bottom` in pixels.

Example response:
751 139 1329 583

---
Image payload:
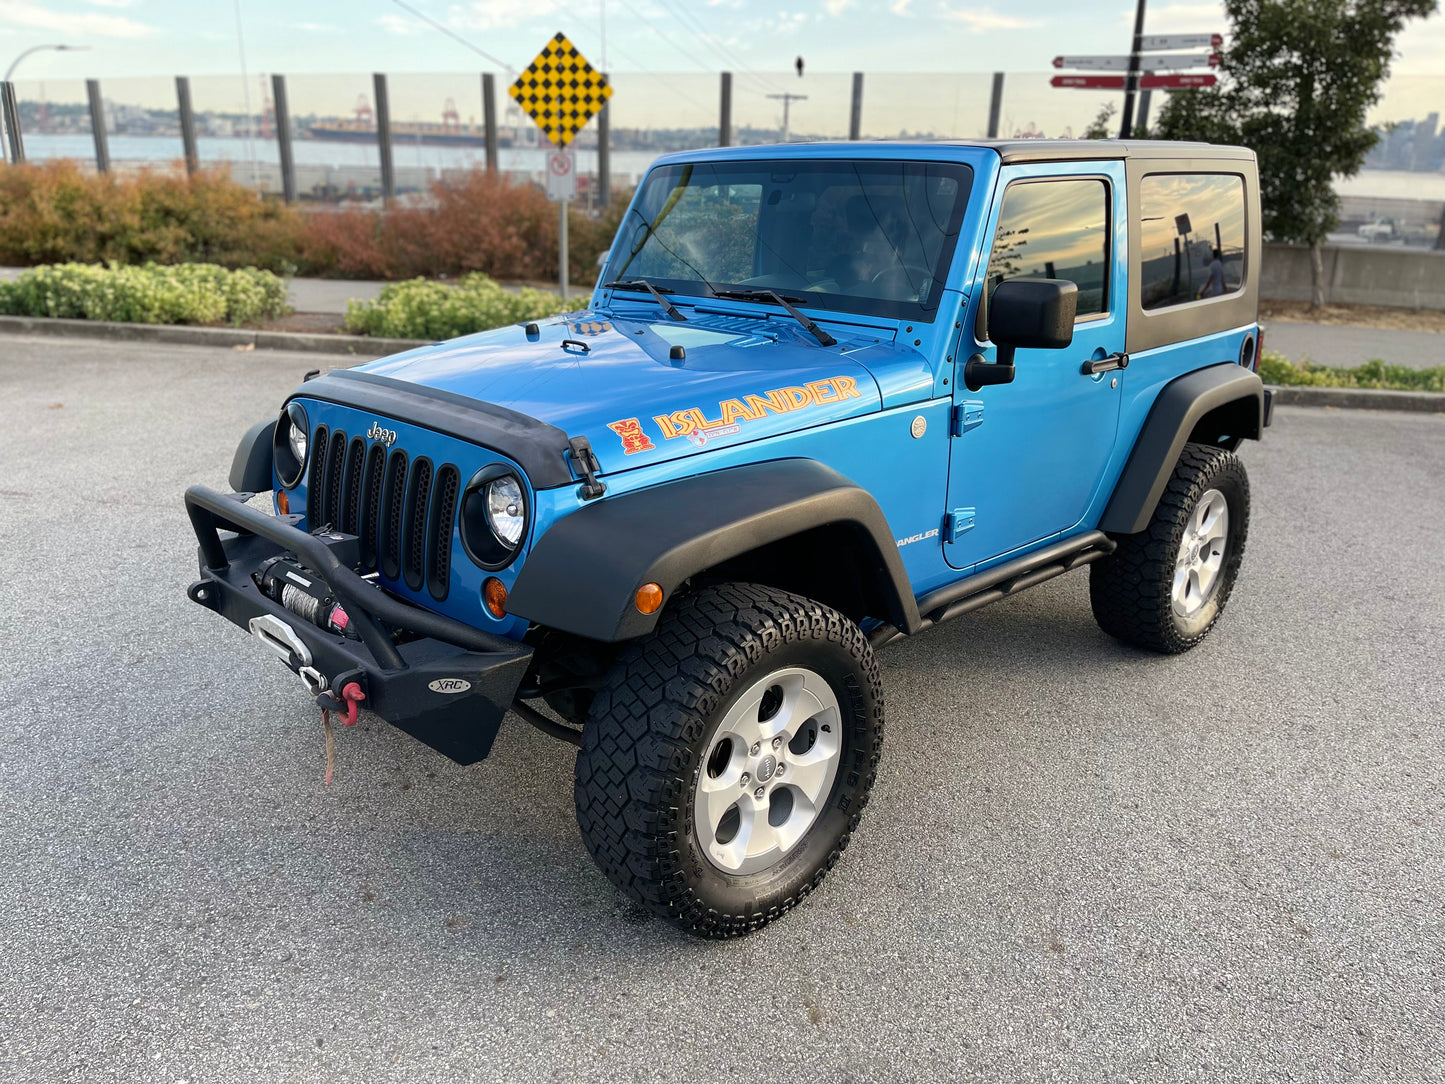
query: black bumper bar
184 484 532 764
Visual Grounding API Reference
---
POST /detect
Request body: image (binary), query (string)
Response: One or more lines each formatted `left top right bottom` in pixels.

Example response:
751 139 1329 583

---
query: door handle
1082 352 1128 375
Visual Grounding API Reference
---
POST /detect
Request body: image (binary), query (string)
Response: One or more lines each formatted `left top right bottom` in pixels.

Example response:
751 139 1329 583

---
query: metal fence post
86 79 110 173
0 82 24 164
482 72 498 173
1137 88 1153 133
374 72 395 201
271 74 296 203
849 72 864 140
719 72 732 147
597 80 611 208
987 72 1004 139
176 77 199 175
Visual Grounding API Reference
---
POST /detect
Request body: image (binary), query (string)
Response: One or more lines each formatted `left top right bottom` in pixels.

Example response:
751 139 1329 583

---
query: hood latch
566 436 607 501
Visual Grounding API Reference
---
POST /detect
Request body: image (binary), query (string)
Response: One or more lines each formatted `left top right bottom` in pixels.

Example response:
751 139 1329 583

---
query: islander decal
605 375 863 453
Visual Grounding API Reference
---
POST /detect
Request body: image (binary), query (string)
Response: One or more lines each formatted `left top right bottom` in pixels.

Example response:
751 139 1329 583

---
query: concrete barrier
1261 243 1445 310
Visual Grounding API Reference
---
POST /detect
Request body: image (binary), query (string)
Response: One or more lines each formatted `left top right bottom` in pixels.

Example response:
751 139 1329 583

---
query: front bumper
184 485 532 765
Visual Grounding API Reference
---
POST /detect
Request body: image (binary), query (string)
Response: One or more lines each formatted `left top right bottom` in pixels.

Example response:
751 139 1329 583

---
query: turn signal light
277 489 290 515
635 582 664 615
484 577 509 618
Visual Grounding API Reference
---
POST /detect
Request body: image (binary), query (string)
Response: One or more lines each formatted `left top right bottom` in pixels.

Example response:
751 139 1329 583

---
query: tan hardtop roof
945 139 1254 164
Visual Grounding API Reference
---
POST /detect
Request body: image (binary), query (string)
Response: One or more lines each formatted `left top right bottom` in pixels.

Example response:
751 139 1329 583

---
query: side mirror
964 278 1079 391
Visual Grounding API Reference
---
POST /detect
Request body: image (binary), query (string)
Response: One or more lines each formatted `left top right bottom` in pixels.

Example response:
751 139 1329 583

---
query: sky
2 0 1442 134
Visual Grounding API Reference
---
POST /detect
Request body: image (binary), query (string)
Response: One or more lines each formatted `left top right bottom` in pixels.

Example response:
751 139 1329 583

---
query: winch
255 556 361 640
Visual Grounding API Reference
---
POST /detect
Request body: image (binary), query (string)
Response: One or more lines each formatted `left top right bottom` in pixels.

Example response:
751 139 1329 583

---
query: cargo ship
303 97 518 148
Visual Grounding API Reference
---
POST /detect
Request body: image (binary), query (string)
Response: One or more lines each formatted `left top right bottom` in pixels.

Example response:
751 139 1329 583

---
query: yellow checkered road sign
509 33 612 149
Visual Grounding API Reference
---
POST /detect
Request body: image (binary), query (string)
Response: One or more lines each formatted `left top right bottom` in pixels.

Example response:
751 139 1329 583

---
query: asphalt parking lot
1 335 1442 1083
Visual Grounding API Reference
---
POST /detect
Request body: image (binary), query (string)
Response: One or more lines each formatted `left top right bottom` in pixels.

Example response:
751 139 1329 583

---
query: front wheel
1090 442 1250 654
574 583 884 939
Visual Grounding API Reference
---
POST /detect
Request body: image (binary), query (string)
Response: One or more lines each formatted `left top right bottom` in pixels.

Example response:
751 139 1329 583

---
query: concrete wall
1261 243 1445 310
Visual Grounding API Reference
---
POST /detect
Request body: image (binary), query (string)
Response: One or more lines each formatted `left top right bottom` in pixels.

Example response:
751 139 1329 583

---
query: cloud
0 0 151 36
939 6 1038 30
446 0 561 29
891 0 912 13
823 0 850 14
1135 2 1226 33
377 14 427 35
87 0 135 7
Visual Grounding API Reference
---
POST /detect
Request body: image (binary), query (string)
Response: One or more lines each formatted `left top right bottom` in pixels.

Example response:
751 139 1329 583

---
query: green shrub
1258 350 1445 393
0 262 289 326
343 273 572 339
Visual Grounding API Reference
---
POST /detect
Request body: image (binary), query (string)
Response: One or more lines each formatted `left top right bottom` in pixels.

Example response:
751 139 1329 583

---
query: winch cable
317 682 366 786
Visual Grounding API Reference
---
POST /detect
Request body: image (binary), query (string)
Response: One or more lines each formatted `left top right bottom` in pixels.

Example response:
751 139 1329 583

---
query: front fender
507 459 921 642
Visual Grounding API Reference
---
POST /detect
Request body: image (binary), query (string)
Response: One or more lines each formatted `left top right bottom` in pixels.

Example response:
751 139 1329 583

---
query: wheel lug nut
771 736 783 749
750 742 761 755
740 772 750 786
754 786 766 799
775 763 785 776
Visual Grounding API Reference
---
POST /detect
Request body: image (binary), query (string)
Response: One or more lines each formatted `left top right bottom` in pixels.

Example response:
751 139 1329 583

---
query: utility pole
766 92 807 143
1119 0 1147 138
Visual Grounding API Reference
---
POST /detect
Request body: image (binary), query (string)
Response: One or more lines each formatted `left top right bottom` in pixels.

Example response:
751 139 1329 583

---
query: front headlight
484 475 525 548
273 401 309 488
460 466 529 570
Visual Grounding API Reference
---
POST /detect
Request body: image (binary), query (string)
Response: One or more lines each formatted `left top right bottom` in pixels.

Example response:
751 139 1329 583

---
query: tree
1152 0 1438 308
1083 102 1118 139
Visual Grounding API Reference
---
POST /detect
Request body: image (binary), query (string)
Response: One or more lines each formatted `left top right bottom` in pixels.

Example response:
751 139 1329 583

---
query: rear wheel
574 583 884 939
1091 442 1249 653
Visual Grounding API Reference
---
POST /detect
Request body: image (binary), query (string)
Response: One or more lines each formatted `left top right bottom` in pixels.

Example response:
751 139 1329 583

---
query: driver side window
985 179 1110 318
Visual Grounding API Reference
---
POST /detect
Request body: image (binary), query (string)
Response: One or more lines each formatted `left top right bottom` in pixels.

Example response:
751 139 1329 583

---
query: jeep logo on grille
367 422 398 446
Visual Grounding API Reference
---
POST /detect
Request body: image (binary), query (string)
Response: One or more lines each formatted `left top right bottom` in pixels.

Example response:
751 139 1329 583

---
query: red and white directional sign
1051 75 1127 89
1140 73 1218 89
1054 52 1218 71
1139 33 1223 50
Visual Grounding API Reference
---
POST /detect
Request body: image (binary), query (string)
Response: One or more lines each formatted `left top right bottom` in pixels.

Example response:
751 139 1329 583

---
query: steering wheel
870 263 935 298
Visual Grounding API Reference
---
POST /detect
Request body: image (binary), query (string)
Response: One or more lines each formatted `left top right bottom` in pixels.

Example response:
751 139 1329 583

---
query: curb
1267 384 1445 413
0 315 426 358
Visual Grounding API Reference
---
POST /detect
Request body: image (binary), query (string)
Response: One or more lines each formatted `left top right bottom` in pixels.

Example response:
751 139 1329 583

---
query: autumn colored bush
294 170 628 283
0 160 300 271
0 160 627 284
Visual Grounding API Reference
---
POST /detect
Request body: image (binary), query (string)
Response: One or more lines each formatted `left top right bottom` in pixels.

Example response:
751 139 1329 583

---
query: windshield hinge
566 436 607 501
950 400 984 437
943 508 976 543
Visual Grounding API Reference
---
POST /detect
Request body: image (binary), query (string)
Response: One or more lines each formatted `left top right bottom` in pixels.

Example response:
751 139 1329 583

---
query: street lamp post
4 43 89 83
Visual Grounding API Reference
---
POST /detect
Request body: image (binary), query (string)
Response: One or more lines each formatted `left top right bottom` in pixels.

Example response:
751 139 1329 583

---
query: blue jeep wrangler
187 139 1271 938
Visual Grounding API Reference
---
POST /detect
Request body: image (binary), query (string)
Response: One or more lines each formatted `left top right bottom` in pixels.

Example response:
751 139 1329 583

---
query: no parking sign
546 150 576 202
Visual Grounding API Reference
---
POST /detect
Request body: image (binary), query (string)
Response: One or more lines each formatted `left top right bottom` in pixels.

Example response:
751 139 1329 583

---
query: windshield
604 158 973 322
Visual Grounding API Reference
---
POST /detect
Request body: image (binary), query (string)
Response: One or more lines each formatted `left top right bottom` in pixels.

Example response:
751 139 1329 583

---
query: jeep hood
357 310 921 476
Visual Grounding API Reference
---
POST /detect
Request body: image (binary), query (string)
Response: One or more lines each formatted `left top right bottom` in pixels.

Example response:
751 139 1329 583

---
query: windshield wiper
603 278 688 322
713 289 837 347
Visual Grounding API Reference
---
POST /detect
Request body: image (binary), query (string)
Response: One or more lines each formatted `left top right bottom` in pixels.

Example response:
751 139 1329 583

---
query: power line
612 0 717 73
654 0 786 94
387 0 514 72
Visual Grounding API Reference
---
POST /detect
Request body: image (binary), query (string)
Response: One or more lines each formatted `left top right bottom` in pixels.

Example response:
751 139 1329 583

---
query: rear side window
985 179 1109 318
1139 173 1246 310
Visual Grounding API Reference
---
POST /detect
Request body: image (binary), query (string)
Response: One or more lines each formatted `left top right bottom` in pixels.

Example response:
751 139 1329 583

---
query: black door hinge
566 436 606 500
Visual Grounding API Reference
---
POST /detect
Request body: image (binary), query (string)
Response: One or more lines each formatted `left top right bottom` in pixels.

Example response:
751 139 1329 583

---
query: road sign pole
559 197 569 302
1119 0 1147 138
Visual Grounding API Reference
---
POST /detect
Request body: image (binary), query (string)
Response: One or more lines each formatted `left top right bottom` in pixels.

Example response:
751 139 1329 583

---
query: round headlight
287 419 307 464
460 466 529 571
485 475 525 548
273 401 309 489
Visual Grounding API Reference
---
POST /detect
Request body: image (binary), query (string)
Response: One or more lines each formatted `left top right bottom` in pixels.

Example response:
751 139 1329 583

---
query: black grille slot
306 425 328 527
323 430 347 530
378 449 409 581
341 437 365 534
426 465 460 601
402 458 433 591
359 443 387 570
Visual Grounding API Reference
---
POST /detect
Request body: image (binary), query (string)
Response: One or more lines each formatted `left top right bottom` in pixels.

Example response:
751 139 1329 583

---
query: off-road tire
1090 442 1249 654
574 582 884 939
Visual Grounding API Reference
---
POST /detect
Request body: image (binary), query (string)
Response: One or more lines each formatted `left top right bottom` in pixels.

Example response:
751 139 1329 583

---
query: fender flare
507 459 922 642
229 418 275 493
1100 363 1265 536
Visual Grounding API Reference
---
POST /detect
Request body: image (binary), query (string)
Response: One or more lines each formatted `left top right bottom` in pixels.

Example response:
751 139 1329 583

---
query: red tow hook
316 682 366 786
